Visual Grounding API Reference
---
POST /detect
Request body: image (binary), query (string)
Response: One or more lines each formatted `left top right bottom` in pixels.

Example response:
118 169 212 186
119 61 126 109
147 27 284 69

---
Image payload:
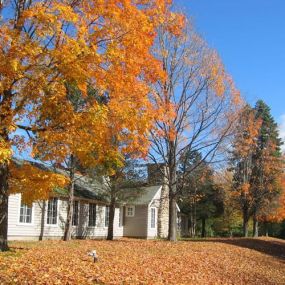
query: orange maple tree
0 0 179 250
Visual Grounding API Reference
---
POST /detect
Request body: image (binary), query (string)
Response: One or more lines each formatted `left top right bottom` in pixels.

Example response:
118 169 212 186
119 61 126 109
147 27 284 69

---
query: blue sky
177 0 285 145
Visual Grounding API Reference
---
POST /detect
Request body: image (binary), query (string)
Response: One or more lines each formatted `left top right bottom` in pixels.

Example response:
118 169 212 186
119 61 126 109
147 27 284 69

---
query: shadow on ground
183 237 285 261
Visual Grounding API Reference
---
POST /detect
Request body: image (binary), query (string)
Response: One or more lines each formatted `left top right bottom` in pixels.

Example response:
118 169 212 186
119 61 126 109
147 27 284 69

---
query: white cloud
279 114 285 152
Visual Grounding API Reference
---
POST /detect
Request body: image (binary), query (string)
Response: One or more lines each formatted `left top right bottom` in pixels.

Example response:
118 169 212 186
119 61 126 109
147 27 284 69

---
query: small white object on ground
88 250 98 262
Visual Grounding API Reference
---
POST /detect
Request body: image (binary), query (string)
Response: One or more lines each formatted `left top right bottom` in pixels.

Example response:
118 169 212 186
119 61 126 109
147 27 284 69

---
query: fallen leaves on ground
0 237 284 285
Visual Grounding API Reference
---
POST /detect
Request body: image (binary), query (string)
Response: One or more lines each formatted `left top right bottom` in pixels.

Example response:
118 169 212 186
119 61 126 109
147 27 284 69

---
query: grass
0 237 284 284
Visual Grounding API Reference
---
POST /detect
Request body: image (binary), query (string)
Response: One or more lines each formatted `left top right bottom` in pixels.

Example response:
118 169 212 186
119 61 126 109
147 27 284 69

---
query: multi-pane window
88 203 96 227
151 208 156 228
19 202 32 224
47 198 58 225
105 206 110 227
126 206 135 217
72 201 79 226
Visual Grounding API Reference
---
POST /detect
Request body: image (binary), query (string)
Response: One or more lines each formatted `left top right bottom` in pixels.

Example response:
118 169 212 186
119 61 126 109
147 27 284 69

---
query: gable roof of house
125 184 181 211
129 185 162 205
12 158 167 206
72 175 107 202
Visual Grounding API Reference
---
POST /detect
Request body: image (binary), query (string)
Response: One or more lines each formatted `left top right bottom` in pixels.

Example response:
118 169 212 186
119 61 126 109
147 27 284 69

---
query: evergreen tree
230 101 284 237
178 150 222 237
250 100 283 236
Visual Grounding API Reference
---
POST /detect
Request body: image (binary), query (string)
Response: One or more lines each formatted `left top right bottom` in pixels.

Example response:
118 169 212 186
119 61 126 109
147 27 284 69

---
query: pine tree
178 150 222 237
250 100 284 237
230 101 284 237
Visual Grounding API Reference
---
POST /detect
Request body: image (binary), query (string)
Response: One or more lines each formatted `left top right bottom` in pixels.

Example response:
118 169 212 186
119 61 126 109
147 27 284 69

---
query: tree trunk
0 105 10 252
168 194 177 241
189 220 195 238
201 217 206 238
253 215 259 237
264 222 269 237
107 197 115 240
0 161 9 251
242 209 249 237
168 144 177 242
191 216 196 237
193 187 197 238
39 201 46 241
63 155 75 241
157 170 169 239
189 205 194 237
186 218 190 237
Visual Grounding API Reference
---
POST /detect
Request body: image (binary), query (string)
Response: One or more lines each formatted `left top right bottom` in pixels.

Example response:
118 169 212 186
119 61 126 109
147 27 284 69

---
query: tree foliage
178 151 223 237
9 160 68 205
231 101 284 236
149 17 241 241
0 0 180 250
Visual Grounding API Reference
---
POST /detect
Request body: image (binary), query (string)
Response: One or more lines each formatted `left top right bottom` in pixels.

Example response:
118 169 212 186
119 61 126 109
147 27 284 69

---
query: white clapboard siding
78 204 123 238
123 205 148 238
8 194 41 239
8 194 123 240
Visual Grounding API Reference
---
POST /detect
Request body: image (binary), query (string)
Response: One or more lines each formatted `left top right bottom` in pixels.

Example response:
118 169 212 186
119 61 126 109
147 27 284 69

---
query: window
19 202 32 224
72 201 79 226
88 203 96 227
105 206 110 227
47 198 58 225
126 206 135 217
151 208 156 228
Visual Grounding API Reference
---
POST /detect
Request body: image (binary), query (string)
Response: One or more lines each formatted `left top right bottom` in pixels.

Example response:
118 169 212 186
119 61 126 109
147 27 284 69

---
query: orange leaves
9 161 68 205
233 107 262 159
0 0 184 203
1 239 285 284
162 12 185 36
201 50 240 100
51 3 79 23
240 183 250 194
22 2 79 37
0 0 173 155
0 139 12 163
259 174 285 223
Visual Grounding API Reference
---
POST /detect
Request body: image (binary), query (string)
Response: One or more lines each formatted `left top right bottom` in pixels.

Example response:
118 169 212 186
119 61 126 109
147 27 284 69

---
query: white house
122 185 165 238
7 160 173 240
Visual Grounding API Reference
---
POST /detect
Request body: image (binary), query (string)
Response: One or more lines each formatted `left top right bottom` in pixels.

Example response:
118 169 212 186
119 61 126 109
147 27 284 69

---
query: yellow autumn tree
0 0 176 250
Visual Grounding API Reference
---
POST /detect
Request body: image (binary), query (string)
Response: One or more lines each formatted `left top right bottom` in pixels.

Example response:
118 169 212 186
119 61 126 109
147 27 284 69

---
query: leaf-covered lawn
0 237 284 284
